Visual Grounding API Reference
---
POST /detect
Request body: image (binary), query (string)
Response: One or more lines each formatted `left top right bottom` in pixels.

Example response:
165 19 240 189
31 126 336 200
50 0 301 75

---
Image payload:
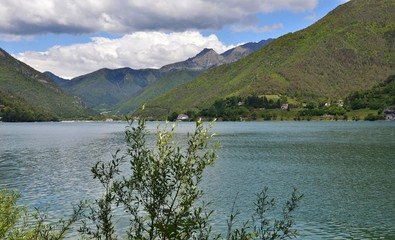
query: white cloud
15 31 232 79
0 0 319 35
0 34 33 42
5 0 321 78
232 23 284 33
259 0 318 13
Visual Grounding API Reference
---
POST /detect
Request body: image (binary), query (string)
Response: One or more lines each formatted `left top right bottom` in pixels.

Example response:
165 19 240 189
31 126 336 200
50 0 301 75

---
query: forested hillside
0 48 96 120
0 90 57 121
141 0 395 118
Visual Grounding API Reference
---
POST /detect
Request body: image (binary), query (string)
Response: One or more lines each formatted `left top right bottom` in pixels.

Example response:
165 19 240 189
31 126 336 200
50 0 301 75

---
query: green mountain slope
0 48 95 119
43 71 69 86
63 68 161 110
51 41 272 115
0 90 58 121
141 0 395 118
113 69 202 115
57 67 204 115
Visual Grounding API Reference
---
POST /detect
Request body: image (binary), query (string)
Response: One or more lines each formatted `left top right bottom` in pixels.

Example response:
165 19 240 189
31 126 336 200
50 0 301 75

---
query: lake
0 121 394 239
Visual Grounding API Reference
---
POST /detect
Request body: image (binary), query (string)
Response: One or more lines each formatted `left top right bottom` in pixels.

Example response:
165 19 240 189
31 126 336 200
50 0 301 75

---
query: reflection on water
1 121 394 239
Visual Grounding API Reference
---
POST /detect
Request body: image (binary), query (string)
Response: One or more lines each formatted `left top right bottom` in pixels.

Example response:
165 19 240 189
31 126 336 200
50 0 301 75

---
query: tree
80 118 219 239
167 112 179 121
80 118 303 239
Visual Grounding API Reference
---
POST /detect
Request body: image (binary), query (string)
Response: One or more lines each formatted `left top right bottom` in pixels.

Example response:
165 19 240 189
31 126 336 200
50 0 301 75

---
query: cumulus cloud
15 31 232 79
5 0 321 78
0 0 318 35
0 34 33 42
232 23 284 33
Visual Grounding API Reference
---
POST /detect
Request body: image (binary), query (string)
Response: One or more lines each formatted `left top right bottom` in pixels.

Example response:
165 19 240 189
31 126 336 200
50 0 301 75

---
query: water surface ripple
1 121 394 239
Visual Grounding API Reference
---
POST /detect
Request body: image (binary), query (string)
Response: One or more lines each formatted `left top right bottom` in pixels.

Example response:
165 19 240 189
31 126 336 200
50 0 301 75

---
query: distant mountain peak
160 48 220 71
221 39 274 61
188 48 223 69
194 48 217 57
43 71 69 85
161 40 273 72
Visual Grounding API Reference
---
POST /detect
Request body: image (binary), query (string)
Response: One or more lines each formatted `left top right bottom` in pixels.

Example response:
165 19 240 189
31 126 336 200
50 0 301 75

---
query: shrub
80 118 219 239
80 118 303 239
0 189 84 240
364 113 385 121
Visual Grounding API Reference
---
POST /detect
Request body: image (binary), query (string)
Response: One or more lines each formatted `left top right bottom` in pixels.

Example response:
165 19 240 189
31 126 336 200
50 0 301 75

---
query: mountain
161 39 274 71
221 39 274 62
60 68 161 111
161 48 224 71
0 48 95 120
112 69 201 115
140 0 395 118
53 40 271 114
43 71 69 86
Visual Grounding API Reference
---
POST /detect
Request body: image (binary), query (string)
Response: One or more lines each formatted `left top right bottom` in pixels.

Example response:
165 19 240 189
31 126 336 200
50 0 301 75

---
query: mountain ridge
161 39 274 71
140 0 395 118
43 71 69 85
48 40 273 113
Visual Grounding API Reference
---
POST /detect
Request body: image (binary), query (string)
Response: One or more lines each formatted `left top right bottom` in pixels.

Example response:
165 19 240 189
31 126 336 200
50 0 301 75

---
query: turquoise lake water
1 121 394 239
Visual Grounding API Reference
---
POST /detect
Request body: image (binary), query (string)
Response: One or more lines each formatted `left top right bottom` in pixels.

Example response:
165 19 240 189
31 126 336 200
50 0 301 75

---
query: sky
0 0 349 79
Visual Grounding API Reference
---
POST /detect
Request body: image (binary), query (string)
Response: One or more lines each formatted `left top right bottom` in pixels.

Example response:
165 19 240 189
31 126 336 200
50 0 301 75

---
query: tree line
0 90 57 122
169 75 395 122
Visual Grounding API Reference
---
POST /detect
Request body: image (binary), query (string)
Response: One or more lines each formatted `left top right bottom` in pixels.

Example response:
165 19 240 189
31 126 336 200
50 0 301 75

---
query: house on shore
177 114 189 121
281 103 289 110
384 108 395 121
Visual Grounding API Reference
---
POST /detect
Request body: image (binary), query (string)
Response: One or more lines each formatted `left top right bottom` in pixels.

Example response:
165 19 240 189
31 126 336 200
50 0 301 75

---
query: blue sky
0 0 348 78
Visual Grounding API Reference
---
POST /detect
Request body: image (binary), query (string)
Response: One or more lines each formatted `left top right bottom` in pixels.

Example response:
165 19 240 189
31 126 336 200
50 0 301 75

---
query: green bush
80 118 219 239
0 189 85 240
364 113 385 121
0 189 20 238
80 118 303 239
